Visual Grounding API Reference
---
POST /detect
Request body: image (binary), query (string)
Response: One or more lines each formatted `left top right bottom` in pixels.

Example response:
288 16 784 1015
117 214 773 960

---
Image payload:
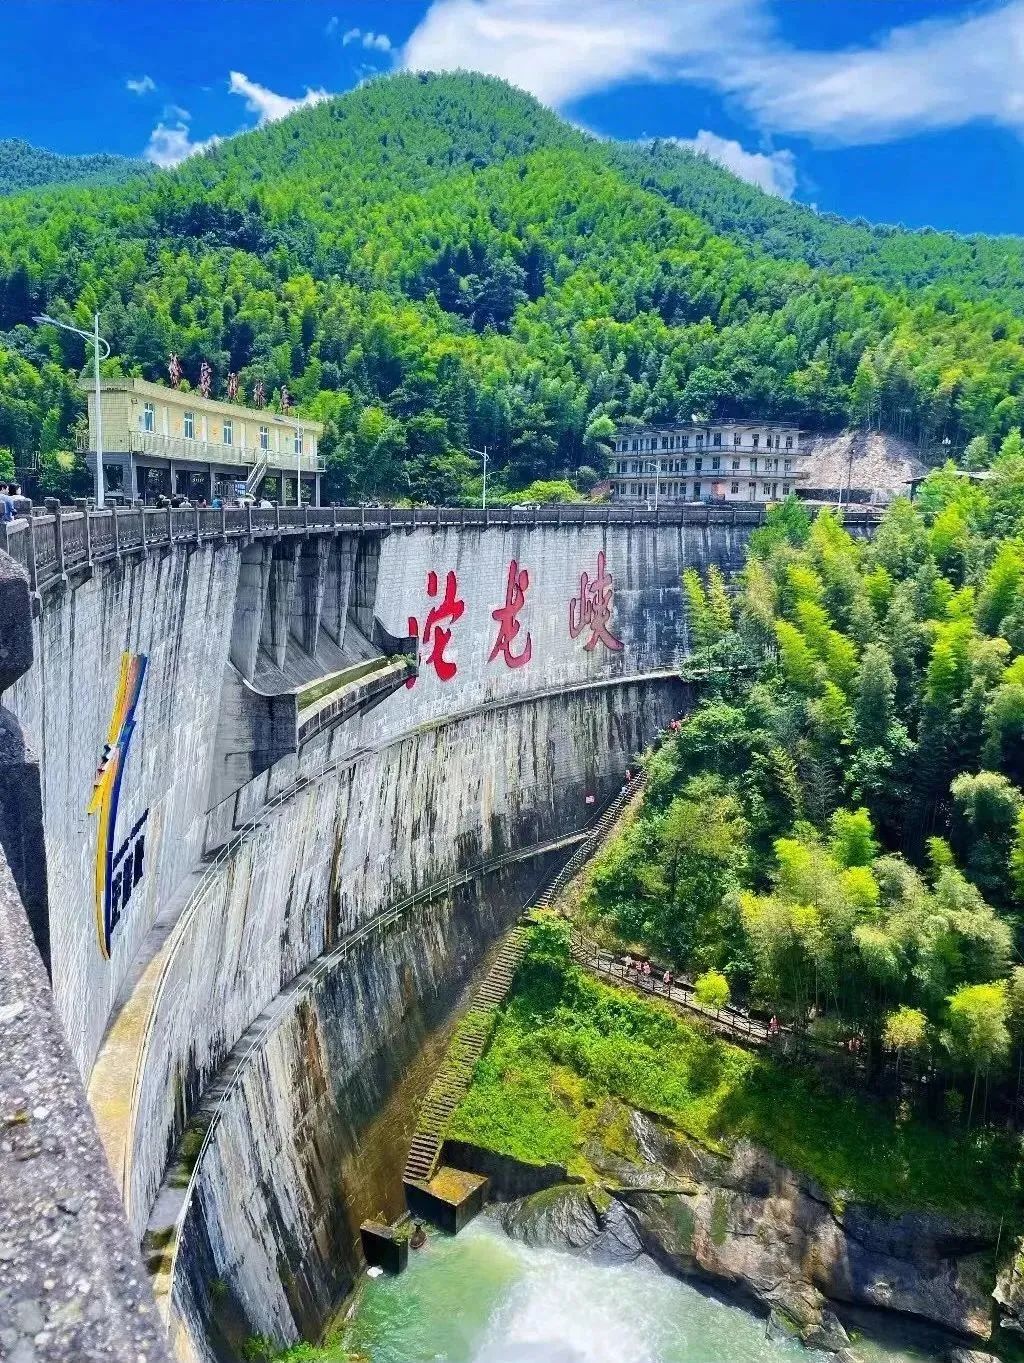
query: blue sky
3 0 1023 235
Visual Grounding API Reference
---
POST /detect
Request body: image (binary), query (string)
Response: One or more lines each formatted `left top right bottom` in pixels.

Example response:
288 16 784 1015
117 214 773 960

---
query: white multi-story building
609 420 805 504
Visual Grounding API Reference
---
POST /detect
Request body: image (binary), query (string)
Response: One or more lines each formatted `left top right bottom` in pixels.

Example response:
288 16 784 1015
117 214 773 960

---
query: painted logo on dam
87 651 149 960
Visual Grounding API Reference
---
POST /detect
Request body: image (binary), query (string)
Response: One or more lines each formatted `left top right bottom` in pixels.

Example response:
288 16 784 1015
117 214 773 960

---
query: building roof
614 418 802 435
82 376 324 433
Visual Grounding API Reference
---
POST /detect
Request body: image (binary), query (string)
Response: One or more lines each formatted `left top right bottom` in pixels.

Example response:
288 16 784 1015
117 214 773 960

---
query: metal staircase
244 456 269 498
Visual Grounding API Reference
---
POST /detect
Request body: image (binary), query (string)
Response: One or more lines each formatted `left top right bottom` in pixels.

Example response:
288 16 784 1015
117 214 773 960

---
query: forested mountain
609 140 1024 315
0 138 148 196
1 73 1022 502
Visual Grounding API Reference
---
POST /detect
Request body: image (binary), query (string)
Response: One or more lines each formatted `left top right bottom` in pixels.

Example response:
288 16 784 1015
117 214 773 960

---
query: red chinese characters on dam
407 552 622 685
568 550 623 653
406 569 466 686
488 557 533 670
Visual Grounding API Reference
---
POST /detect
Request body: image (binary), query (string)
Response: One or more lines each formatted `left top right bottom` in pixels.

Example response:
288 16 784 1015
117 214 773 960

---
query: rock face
492 1108 996 1352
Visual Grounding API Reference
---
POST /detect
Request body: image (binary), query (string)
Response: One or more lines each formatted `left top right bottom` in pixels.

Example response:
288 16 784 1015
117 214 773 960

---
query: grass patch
450 923 1023 1219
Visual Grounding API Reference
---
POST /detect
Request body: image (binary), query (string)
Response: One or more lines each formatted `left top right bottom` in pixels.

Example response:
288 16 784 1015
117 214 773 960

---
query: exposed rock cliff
490 1105 996 1353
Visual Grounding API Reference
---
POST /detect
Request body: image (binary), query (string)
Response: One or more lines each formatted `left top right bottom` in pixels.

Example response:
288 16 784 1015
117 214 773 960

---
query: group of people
0 483 30 523
622 954 674 990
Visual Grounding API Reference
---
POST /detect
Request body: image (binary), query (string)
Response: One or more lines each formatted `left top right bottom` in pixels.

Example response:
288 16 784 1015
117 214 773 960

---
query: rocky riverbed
447 1100 1006 1359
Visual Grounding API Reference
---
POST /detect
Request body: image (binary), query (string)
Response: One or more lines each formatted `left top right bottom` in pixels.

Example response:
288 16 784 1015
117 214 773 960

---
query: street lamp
33 312 111 508
468 446 489 508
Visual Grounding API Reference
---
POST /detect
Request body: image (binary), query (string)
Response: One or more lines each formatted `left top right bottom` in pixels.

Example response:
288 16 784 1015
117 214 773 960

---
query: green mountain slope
0 138 150 195
608 140 1024 314
1 73 1022 501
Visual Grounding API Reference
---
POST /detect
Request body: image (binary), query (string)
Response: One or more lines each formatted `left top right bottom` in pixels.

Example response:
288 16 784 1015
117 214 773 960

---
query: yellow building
82 377 325 504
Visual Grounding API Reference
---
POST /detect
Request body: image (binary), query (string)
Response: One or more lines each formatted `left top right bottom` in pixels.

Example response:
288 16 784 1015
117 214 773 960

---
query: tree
694 969 730 1011
950 770 1023 906
943 981 1010 1123
854 643 896 748
830 807 878 868
883 1006 927 1078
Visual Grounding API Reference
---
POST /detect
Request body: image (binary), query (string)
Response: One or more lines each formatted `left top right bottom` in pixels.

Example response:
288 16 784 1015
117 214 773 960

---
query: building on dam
609 419 805 504
81 376 325 505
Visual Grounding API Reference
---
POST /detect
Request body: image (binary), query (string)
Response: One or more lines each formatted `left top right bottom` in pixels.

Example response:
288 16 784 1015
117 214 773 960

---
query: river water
341 1218 940 1363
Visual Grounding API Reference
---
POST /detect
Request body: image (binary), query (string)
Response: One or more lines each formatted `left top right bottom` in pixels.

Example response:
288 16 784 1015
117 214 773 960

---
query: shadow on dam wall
0 514 769 1360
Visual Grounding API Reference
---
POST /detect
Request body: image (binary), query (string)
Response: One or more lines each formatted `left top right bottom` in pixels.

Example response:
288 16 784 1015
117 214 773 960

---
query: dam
0 501 877 1361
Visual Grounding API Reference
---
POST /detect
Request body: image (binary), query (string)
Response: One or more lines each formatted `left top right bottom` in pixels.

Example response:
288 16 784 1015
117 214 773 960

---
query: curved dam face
5 515 753 1359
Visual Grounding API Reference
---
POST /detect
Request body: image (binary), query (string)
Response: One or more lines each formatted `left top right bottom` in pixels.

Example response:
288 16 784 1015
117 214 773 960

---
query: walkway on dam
2 499 883 594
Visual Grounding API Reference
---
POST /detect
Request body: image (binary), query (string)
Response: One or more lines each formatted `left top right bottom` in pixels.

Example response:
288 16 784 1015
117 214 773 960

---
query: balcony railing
77 429 325 474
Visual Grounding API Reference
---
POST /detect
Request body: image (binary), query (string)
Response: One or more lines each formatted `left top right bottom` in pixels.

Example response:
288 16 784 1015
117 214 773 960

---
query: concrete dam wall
2 509 758 1359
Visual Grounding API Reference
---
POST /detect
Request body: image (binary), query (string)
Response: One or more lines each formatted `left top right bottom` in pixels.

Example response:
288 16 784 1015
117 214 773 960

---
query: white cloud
126 74 156 96
325 15 339 37
675 130 796 199
342 26 393 52
403 0 1024 146
227 70 331 125
144 120 220 168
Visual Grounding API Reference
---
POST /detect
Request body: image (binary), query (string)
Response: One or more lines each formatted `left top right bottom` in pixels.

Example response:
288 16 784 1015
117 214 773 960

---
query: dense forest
587 442 1024 1114
0 138 148 196
1 73 1023 502
610 139 1024 315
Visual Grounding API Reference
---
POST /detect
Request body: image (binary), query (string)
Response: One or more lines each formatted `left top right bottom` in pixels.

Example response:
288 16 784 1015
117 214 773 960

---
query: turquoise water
343 1218 936 1363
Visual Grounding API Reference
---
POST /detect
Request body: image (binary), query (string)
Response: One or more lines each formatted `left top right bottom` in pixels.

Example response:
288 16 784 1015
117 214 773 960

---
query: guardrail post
194 505 201 546
139 505 147 552
246 502 253 538
303 504 310 536
434 505 441 531
26 516 38 593
333 503 339 531
360 505 366 530
166 504 173 547
220 504 227 541
274 503 281 536
84 508 93 566
112 504 120 559
53 503 66 580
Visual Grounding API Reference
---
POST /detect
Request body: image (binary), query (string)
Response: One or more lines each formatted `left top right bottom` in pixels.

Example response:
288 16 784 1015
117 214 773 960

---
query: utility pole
468 446 489 508
33 311 111 507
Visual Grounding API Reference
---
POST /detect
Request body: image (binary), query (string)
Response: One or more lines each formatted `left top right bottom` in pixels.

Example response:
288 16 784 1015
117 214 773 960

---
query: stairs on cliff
402 927 528 1185
402 773 645 1191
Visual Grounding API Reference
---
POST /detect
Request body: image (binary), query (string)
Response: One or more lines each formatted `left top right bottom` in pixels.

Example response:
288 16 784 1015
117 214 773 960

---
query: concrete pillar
260 541 298 674
0 553 49 969
230 542 273 681
314 473 321 507
320 534 356 650
290 538 330 657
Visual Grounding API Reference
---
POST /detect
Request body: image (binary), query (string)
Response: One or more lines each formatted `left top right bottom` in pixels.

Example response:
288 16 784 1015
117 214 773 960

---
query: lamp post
468 446 489 508
33 311 111 508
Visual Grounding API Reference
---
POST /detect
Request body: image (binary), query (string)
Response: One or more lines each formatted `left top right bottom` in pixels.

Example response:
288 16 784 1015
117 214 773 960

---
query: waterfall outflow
345 1218 934 1363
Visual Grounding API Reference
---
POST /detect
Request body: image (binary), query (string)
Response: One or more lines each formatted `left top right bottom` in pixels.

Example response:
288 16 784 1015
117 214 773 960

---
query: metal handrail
0 502 883 596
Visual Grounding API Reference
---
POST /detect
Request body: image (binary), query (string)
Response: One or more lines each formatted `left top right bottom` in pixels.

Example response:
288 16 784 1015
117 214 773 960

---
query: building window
294 429 304 456
752 434 759 448
632 439 639 451
143 401 155 433
786 436 794 450
696 434 704 447
731 482 740 494
662 437 669 450
259 425 268 451
734 433 741 446
183 410 194 440
762 483 771 496
223 418 233 446
681 436 689 449
713 433 722 447
692 482 701 499
783 483 791 495
694 457 702 472
751 458 758 472
766 435 773 449
681 459 689 472
711 456 720 471
732 459 740 471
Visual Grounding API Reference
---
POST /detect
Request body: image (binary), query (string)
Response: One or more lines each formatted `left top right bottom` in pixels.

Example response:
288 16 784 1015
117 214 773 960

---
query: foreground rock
483 1106 996 1352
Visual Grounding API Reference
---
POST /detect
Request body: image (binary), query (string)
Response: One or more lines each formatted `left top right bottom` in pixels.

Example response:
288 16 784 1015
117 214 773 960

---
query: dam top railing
0 501 882 596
